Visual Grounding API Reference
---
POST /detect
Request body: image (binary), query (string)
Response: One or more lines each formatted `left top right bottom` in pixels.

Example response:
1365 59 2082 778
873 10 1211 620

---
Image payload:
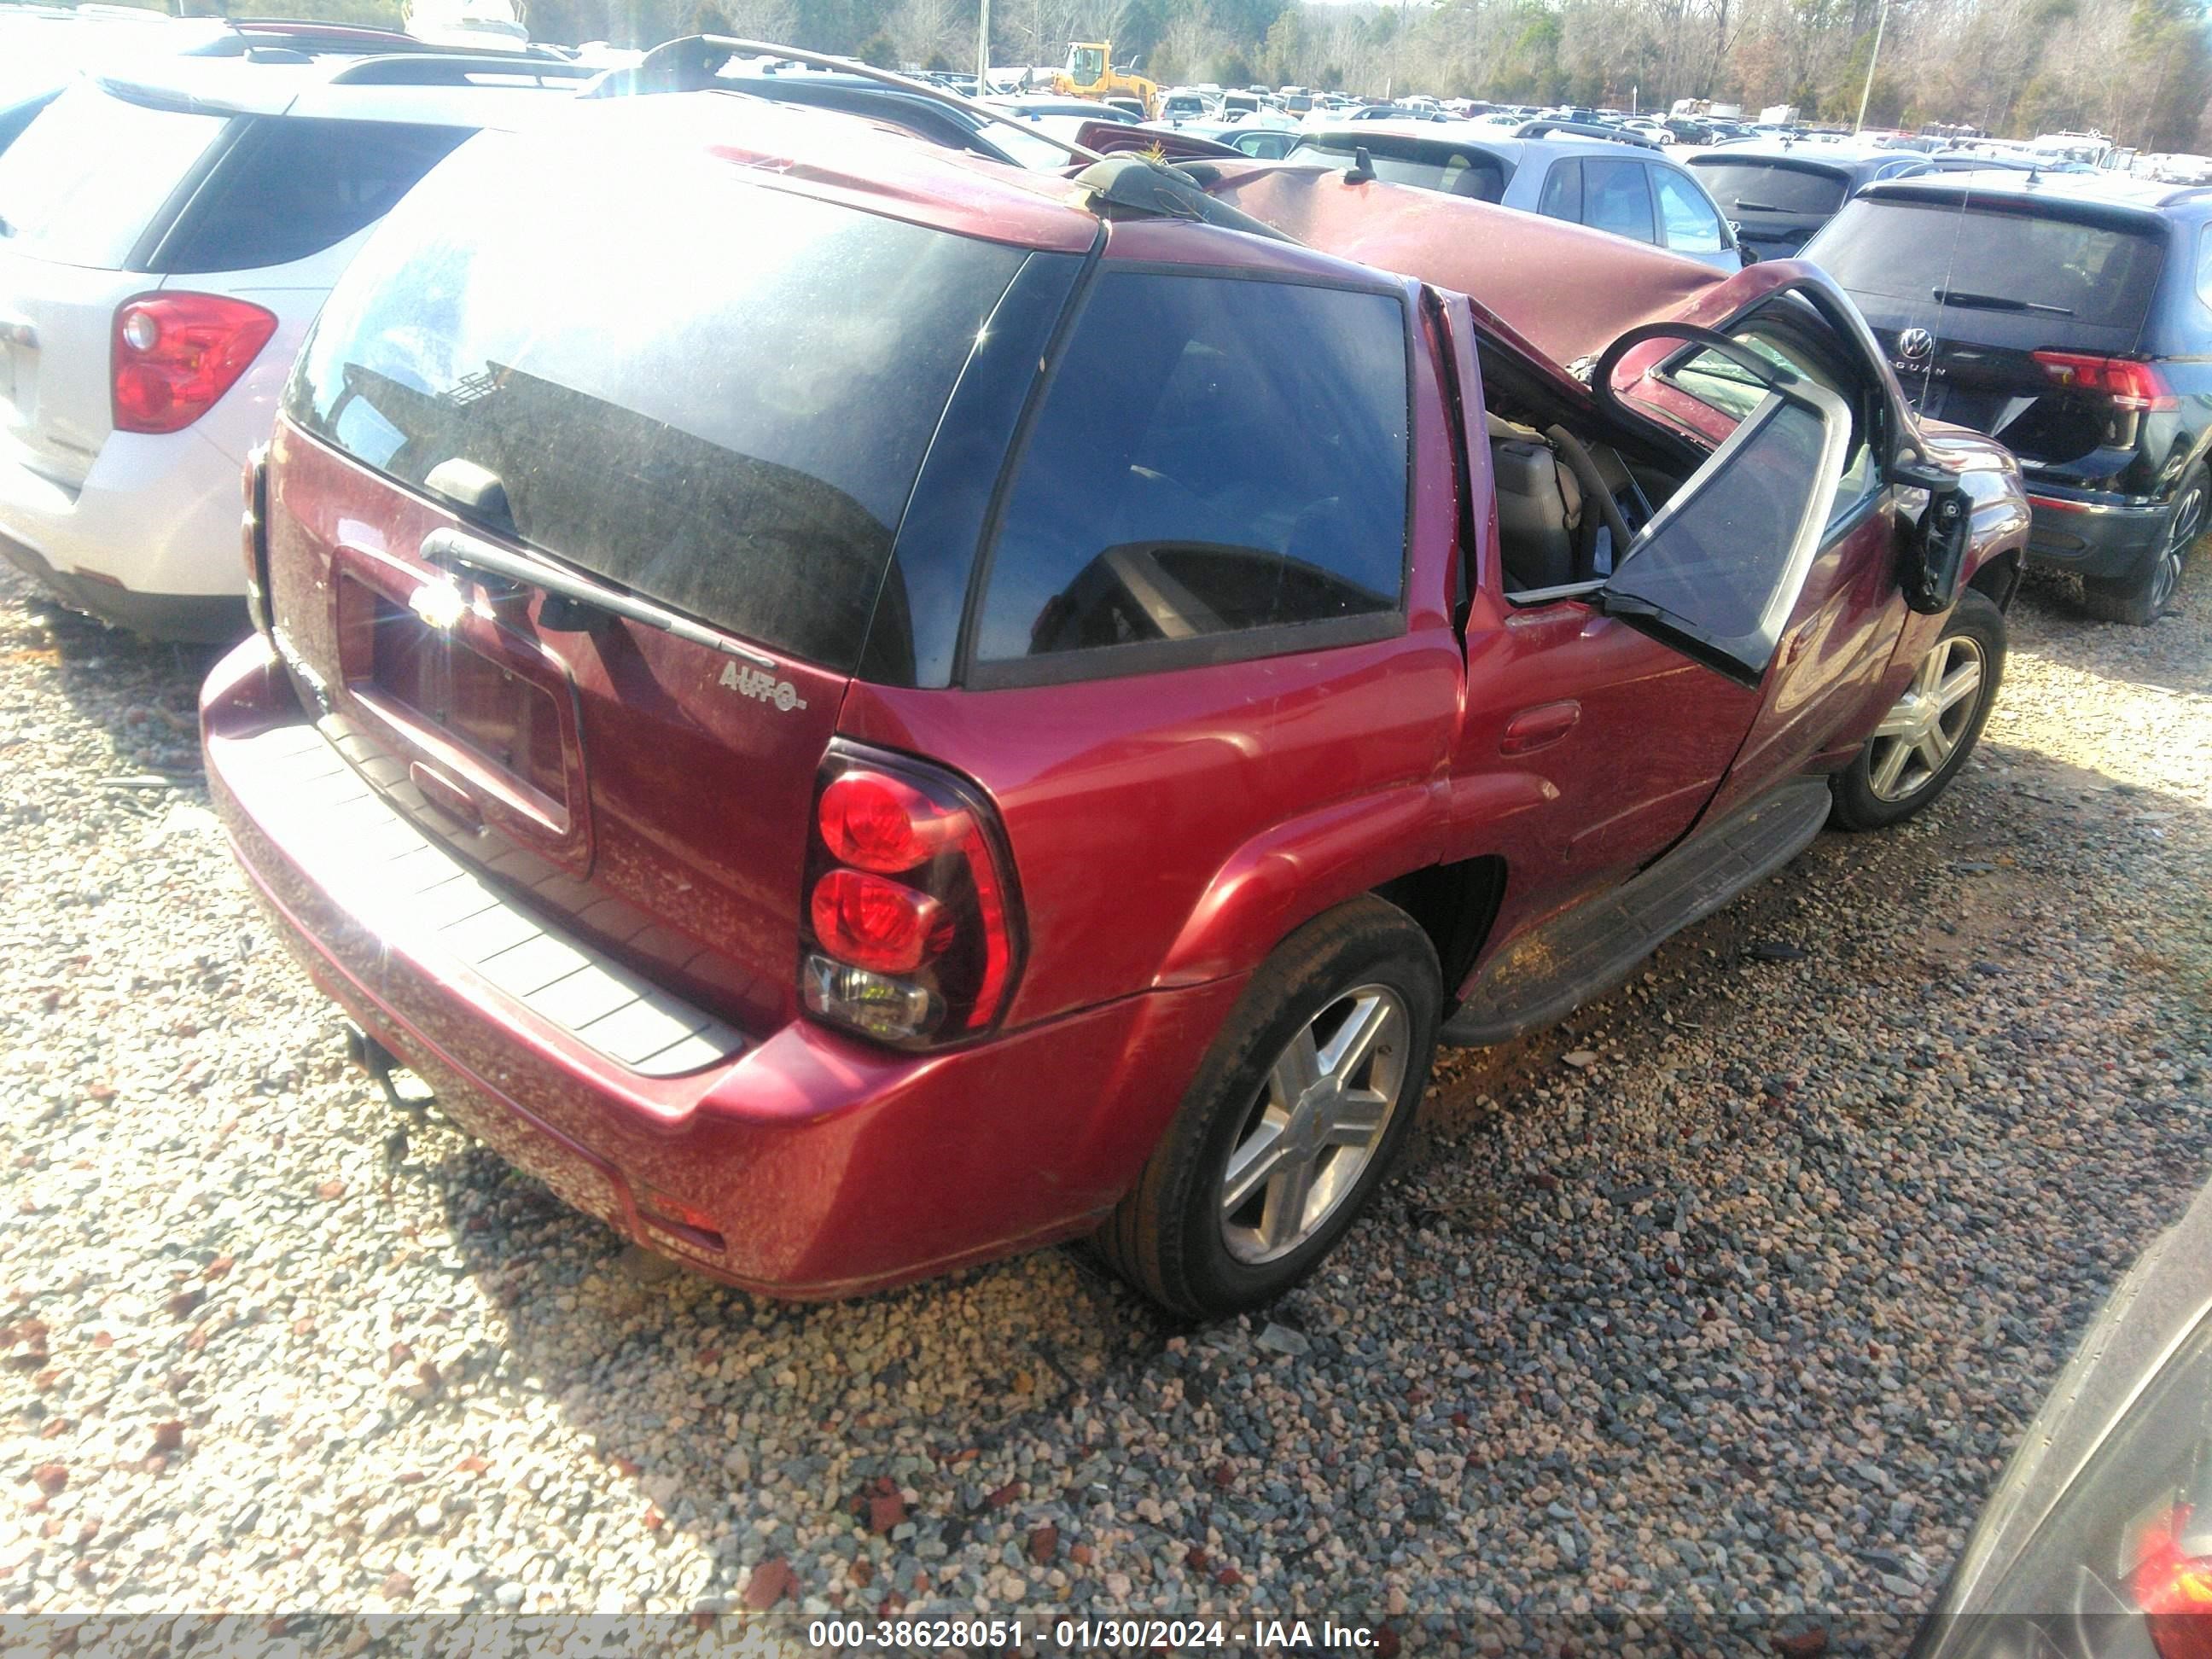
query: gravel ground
0 559 2206 1654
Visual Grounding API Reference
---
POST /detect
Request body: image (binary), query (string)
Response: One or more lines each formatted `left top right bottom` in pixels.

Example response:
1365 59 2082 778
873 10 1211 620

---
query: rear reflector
2031 350 2179 412
113 293 277 435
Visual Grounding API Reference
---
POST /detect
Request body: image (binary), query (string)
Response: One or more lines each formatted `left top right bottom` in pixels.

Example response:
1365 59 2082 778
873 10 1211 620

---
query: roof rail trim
584 34 1104 165
323 53 596 85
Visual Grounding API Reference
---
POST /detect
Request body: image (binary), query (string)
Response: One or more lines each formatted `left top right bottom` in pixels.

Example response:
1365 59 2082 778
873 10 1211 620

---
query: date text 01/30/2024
806 1618 1386 1649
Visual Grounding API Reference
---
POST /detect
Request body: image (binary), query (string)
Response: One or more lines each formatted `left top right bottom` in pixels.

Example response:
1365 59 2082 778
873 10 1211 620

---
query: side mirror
1730 224 1759 263
1890 456 1970 614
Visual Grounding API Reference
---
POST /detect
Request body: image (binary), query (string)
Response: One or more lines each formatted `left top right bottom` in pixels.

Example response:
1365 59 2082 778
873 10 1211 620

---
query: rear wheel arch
1150 786 1442 990
1966 546 2023 613
1371 853 1507 1012
1097 893 1445 1317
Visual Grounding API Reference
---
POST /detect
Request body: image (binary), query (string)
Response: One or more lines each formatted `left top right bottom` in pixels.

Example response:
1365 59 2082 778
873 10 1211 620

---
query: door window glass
1581 159 1656 242
1606 393 1840 676
1652 165 1726 253
973 271 1409 669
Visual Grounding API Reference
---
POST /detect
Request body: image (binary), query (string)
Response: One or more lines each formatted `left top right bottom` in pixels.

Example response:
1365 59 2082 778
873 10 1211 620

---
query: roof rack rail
325 54 597 85
1515 118 1659 149
224 18 420 42
583 34 1105 165
583 35 1301 244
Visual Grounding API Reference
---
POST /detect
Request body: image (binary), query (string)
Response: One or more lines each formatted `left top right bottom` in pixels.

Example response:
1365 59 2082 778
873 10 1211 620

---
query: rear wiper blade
1931 287 2074 316
419 527 776 669
1728 200 1790 212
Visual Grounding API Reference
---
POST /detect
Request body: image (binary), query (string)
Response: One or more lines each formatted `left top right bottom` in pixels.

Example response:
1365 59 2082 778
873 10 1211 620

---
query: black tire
1096 896 1441 1320
1830 589 2006 831
2081 467 2203 626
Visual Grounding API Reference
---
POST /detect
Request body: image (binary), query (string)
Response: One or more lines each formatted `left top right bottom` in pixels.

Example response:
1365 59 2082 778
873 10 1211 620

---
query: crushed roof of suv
1196 158 1721 365
528 93 1731 370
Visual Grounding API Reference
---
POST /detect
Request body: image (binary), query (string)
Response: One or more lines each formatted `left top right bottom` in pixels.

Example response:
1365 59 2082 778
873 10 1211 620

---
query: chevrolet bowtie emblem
409 579 468 631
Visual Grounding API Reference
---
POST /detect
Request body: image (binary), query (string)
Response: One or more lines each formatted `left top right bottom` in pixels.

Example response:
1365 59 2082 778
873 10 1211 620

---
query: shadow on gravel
1 585 224 778
2005 561 2210 697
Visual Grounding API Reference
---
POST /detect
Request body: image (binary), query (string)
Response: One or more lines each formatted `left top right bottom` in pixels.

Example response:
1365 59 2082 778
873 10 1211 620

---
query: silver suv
1290 122 1747 271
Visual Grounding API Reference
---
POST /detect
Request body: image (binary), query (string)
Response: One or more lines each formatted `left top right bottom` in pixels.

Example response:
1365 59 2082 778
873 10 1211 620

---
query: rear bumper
0 526 247 643
201 636 1242 1298
2022 487 2169 581
0 424 253 643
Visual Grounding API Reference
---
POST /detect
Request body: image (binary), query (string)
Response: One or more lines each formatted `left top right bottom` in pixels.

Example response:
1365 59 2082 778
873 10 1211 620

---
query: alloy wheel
1220 985 1409 1265
1866 633 1988 802
2151 480 2206 617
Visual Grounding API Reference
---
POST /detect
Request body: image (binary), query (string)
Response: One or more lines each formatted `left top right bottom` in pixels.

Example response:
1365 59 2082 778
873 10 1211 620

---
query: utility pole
1853 0 1889 134
977 0 991 91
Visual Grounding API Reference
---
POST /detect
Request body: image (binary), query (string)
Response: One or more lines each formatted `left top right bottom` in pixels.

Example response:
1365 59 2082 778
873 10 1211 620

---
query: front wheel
1830 589 2005 831
2081 469 2203 626
1096 897 1441 1320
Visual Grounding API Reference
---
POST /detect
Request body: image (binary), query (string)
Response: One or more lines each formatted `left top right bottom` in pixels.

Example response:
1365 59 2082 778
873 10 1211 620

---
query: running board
1439 778 1832 1048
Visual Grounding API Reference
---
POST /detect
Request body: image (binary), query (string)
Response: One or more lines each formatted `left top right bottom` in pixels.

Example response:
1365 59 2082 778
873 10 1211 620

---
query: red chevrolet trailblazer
203 58 2029 1317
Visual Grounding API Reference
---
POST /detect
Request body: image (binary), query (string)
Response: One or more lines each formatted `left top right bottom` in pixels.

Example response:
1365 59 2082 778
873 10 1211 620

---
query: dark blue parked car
1685 138 1932 257
1808 172 2212 622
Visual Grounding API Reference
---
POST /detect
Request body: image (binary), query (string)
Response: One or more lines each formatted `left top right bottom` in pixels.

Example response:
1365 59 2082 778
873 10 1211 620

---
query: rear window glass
0 82 226 268
1813 199 2164 331
1294 137 1505 201
155 117 469 274
973 271 1409 669
285 136 1027 671
1687 160 1847 217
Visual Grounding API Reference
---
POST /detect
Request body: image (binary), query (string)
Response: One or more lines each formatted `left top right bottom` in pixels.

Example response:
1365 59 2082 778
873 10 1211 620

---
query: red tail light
113 294 277 435
801 744 1022 1047
809 870 945 975
818 771 963 872
2133 1505 2212 1659
2032 350 2179 412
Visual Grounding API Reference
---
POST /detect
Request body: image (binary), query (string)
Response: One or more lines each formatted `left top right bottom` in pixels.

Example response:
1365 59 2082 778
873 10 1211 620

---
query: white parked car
0 47 588 642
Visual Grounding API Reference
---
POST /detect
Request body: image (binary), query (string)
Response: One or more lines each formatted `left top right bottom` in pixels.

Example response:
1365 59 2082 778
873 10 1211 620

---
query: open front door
1590 322 1854 686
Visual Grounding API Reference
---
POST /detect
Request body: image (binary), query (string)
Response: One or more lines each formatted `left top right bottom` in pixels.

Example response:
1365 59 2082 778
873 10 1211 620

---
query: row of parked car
2 18 2200 638
1121 110 2210 625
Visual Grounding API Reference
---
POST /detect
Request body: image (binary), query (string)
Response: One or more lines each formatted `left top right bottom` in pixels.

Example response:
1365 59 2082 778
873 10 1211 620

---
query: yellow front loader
1051 40 1158 119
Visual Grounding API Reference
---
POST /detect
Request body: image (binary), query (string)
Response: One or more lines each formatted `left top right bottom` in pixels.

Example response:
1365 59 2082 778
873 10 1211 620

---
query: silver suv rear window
0 82 225 269
284 132 1029 671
